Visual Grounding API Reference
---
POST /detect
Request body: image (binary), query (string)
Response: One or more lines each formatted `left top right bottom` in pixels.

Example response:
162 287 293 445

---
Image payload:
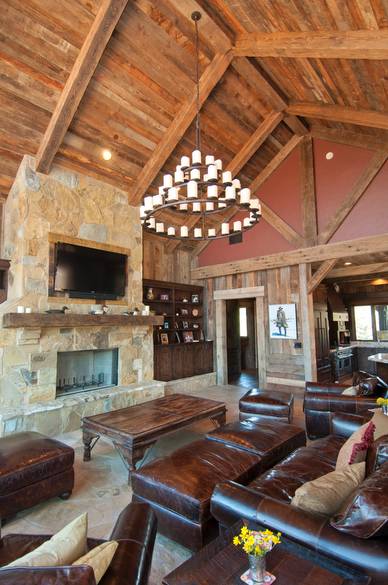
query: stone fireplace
0 156 164 436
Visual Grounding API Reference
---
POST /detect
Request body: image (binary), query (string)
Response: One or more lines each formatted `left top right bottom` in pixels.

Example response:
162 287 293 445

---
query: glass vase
382 404 388 416
248 554 266 583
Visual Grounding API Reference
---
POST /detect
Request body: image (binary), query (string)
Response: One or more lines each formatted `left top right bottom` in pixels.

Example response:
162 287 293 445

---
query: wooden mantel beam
131 50 233 205
233 30 388 59
308 259 337 294
191 232 388 280
287 103 388 131
35 0 129 174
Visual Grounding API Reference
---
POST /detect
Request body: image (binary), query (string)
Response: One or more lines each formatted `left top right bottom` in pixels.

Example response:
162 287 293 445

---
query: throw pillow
342 385 360 396
6 513 87 568
291 462 365 516
331 461 388 538
336 421 375 471
73 541 118 584
358 378 379 396
370 408 388 439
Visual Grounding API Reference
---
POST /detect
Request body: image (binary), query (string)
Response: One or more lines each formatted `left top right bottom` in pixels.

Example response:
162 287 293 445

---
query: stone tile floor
2 383 305 584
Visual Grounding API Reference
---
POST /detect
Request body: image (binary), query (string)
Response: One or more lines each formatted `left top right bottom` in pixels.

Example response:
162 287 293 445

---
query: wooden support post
255 296 267 388
299 263 317 383
215 299 228 385
300 137 317 246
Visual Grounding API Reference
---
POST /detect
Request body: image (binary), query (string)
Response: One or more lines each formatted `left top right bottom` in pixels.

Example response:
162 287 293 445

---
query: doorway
226 298 258 387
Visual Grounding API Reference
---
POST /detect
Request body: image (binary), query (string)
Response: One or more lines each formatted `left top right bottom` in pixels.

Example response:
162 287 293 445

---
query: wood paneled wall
202 265 305 384
143 234 193 284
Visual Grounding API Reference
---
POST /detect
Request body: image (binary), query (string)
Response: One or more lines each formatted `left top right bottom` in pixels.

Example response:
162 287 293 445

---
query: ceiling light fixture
344 261 352 266
102 149 112 161
140 12 261 240
325 151 334 160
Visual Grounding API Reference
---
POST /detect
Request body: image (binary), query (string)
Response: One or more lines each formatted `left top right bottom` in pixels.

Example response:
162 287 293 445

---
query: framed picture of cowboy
268 303 297 340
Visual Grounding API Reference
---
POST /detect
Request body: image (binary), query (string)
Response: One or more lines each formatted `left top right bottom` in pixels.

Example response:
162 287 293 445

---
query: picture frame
163 320 170 330
191 293 200 304
181 308 189 316
182 330 194 343
160 293 169 301
160 332 169 345
268 303 297 340
182 321 189 329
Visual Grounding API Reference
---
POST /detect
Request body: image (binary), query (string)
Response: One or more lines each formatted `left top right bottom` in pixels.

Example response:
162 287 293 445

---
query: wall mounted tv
54 242 127 300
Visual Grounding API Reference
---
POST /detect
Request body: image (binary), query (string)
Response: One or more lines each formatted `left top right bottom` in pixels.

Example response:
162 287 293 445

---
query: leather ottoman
132 420 305 550
0 432 74 524
239 388 294 423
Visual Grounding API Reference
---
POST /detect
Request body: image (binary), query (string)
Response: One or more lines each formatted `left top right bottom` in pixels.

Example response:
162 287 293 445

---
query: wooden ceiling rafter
287 103 388 132
309 126 388 152
233 30 388 60
326 261 388 280
35 0 129 174
318 150 388 244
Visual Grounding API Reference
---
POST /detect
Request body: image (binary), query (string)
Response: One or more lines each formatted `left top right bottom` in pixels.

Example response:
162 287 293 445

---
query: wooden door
226 300 241 378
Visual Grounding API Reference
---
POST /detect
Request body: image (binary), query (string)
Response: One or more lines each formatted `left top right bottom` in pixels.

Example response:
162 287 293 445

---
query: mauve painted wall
198 139 388 267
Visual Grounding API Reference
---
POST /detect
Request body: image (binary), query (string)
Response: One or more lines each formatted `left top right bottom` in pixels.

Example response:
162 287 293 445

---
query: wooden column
300 137 318 246
215 299 228 385
255 296 267 387
299 263 317 382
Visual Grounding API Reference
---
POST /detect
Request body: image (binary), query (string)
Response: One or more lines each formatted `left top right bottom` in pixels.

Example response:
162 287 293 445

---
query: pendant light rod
192 11 202 152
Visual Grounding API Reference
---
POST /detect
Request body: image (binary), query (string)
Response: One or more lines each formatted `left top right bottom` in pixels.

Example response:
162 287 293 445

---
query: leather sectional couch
0 502 156 585
304 374 387 440
211 413 388 585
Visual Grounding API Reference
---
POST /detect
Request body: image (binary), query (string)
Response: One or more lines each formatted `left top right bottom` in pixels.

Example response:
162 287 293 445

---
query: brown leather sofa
303 374 387 439
211 413 388 585
132 419 305 550
0 502 156 585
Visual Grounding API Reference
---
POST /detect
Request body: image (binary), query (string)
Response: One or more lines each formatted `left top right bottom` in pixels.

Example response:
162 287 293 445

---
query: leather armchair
303 380 380 439
0 502 157 585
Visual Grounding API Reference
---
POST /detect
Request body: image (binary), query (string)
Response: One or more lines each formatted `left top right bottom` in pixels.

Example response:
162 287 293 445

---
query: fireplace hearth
56 348 119 397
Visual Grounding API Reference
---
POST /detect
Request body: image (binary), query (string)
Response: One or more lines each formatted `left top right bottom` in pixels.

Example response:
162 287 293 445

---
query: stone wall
0 157 161 435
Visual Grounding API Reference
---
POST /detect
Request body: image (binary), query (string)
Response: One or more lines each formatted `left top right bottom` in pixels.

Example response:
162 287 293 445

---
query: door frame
213 286 266 386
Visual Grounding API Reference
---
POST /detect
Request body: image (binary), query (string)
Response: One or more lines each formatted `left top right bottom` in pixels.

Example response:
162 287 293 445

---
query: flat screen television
53 242 127 299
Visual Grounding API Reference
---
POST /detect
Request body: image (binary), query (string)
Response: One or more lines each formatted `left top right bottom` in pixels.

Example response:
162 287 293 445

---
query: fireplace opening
56 348 119 397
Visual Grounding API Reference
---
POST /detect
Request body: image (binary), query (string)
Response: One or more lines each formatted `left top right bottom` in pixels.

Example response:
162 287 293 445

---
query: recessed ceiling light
344 261 352 266
102 149 112 161
325 151 334 160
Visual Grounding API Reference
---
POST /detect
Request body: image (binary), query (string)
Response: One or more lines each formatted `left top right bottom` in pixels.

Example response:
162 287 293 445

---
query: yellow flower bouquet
233 525 281 557
376 397 388 415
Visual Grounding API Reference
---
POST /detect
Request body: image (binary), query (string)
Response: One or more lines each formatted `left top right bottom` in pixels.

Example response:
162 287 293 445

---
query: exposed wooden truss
191 233 388 280
300 137 317 246
309 126 388 152
35 0 129 174
234 30 388 60
327 261 388 280
318 151 388 244
287 103 388 131
308 259 337 294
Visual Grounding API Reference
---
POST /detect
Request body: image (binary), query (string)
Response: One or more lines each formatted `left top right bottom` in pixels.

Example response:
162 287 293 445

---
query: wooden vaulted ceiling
1 0 388 253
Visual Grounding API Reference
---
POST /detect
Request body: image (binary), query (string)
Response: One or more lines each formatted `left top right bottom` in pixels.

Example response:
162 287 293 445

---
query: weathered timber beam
308 259 337 294
287 103 388 131
233 30 388 59
191 233 388 280
36 0 129 173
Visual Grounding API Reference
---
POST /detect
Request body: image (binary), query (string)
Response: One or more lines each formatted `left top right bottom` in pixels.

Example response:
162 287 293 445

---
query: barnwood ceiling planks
35 0 129 174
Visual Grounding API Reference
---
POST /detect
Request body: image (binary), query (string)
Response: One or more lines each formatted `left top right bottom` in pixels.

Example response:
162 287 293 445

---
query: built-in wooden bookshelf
143 279 213 381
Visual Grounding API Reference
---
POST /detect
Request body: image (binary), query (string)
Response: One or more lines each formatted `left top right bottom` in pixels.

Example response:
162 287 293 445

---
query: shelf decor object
140 12 262 241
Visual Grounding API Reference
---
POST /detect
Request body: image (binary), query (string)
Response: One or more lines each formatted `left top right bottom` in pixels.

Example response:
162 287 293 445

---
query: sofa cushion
291 462 365 516
331 461 388 538
239 389 293 418
206 420 305 462
6 513 88 568
248 435 346 503
336 421 375 470
370 409 388 440
0 432 74 496
73 541 118 584
131 439 261 523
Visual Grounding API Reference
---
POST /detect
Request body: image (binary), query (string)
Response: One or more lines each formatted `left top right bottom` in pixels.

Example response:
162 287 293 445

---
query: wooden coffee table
82 393 226 481
163 521 370 585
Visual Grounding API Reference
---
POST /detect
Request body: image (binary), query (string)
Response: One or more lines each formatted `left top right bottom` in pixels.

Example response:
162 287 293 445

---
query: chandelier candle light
140 12 262 241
